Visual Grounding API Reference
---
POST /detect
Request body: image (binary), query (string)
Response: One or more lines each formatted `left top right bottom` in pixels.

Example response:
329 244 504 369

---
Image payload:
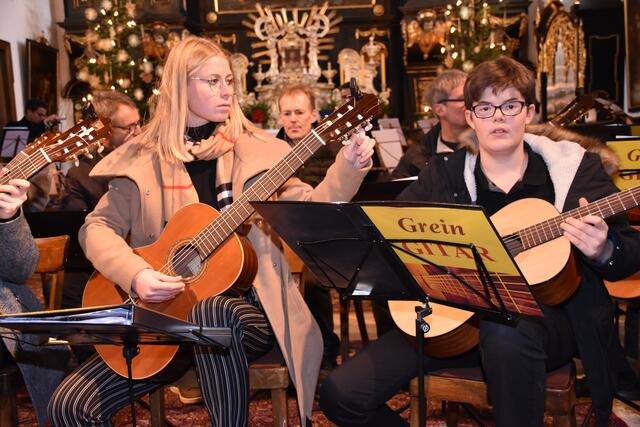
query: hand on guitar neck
0 168 29 220
560 196 613 263
342 130 376 169
132 268 185 303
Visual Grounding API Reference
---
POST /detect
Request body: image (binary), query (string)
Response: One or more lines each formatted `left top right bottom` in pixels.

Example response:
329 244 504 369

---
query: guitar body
389 198 583 355
388 301 479 357
82 203 258 379
490 198 581 306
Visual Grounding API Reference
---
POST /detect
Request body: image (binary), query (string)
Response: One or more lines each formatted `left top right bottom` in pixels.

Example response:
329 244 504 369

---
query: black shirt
475 143 555 217
185 122 220 210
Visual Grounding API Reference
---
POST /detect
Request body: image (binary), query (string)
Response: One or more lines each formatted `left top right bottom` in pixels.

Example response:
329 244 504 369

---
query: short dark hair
464 56 536 109
25 99 47 112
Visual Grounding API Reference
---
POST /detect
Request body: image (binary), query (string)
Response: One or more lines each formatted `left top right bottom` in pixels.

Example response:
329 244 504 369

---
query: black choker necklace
185 122 219 142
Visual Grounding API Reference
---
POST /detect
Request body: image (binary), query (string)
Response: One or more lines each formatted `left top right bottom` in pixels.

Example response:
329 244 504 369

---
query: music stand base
415 300 433 427
123 344 141 427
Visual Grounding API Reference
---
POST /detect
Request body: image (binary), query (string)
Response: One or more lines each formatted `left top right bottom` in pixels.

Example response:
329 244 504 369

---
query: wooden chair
409 362 577 427
0 350 19 427
34 235 70 310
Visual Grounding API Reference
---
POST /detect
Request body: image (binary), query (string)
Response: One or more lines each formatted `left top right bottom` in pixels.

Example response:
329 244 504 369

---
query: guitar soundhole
171 244 203 279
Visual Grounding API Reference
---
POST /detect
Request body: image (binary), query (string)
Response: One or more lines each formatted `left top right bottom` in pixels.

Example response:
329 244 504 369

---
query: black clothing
322 138 640 426
391 123 441 179
185 122 218 142
276 124 342 188
6 117 46 143
185 159 219 210
61 154 110 211
398 143 640 425
474 144 555 216
276 124 342 363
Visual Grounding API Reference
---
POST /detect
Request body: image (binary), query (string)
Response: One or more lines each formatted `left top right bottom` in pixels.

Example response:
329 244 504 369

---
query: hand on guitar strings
132 268 185 303
0 168 29 220
342 130 376 169
560 197 613 263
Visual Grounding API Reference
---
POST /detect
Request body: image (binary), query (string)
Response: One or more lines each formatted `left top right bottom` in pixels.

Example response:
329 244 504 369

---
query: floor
11 279 640 426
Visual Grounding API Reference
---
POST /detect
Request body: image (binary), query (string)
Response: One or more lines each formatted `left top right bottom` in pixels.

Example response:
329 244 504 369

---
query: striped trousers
48 295 275 427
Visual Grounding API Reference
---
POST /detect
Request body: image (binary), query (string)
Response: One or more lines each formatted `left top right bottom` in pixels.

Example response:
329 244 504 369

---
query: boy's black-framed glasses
470 100 527 119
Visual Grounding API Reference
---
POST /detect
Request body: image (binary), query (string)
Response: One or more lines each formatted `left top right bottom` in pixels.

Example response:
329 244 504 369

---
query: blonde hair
91 90 137 119
138 36 262 162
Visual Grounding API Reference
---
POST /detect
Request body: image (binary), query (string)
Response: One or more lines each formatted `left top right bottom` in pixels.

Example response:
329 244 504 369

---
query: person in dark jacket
275 84 343 187
320 56 640 427
275 84 342 368
61 90 141 211
0 170 70 426
392 69 467 178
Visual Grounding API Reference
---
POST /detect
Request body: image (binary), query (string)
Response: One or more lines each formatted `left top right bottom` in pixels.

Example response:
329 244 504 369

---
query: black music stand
0 303 231 427
252 200 542 426
0 126 29 161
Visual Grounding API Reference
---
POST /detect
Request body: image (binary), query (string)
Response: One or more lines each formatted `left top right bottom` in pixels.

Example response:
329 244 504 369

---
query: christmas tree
441 0 526 72
70 0 159 116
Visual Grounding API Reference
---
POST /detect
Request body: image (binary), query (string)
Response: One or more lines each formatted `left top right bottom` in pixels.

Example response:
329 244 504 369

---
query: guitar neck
193 131 327 257
0 149 50 185
516 185 640 250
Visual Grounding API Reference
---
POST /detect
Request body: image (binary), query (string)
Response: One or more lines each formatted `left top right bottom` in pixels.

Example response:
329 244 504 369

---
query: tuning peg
341 135 350 146
70 155 79 167
97 143 104 154
364 121 373 132
85 152 94 160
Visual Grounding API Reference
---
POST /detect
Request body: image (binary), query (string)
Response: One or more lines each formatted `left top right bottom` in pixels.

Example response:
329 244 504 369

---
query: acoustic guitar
82 92 381 379
391 187 640 357
0 116 112 185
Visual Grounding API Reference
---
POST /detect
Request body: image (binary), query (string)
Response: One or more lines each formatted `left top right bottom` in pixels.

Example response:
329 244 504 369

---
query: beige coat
80 130 369 424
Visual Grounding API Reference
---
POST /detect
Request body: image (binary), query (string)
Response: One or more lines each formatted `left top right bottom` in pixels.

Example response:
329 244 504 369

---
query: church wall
0 0 72 123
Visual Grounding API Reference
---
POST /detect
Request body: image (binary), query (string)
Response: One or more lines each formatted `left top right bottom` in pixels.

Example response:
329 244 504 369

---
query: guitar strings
500 188 640 252
163 101 377 280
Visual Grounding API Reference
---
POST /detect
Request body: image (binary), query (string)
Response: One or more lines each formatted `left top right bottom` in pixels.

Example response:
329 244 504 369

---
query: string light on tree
67 0 156 116
440 0 527 71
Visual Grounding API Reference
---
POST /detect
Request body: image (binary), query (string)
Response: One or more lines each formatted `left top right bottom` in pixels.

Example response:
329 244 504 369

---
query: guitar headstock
43 117 112 164
315 92 381 144
550 94 596 127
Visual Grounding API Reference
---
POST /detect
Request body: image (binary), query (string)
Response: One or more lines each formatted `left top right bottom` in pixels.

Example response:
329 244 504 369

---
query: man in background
276 84 342 368
7 98 62 143
392 69 467 178
61 91 141 211
5 99 63 211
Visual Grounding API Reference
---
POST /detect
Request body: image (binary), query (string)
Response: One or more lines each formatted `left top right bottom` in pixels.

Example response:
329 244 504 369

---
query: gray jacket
0 212 70 426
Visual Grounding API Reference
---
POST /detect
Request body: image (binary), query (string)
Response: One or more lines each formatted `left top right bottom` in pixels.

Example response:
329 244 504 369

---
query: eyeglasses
438 98 465 104
190 76 234 94
112 120 140 134
470 100 527 119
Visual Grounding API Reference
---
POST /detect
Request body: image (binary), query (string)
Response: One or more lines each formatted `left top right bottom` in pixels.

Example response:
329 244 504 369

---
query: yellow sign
607 139 640 190
361 204 540 316
362 205 518 274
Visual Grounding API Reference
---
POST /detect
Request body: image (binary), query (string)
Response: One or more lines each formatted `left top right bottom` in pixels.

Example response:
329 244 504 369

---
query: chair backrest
34 235 70 310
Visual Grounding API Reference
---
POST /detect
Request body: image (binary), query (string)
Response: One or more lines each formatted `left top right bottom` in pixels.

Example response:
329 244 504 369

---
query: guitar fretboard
514 185 640 251
0 149 50 185
192 130 327 257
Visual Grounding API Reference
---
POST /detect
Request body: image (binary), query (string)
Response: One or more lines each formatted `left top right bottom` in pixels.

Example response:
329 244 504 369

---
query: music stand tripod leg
123 344 141 427
415 299 432 427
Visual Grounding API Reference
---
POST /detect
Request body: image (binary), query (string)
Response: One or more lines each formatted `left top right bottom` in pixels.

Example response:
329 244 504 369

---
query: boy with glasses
320 56 640 426
392 69 467 178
